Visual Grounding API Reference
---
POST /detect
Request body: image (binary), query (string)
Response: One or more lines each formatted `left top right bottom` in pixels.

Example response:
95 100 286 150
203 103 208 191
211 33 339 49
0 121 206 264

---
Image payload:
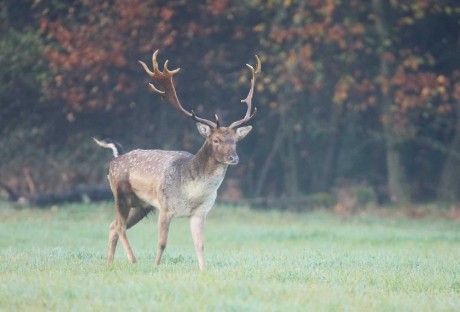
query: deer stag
95 50 260 270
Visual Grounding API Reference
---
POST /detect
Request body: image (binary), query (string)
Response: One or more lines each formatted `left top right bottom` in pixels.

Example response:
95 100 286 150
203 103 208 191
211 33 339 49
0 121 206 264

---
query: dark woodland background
2 0 460 210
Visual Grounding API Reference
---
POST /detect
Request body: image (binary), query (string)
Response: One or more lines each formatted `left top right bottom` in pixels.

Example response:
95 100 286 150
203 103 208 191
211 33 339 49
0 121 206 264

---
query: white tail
93 138 124 157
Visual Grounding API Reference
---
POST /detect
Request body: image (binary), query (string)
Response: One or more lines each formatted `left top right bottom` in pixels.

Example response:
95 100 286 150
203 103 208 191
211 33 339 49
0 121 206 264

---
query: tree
371 0 409 204
2 0 460 206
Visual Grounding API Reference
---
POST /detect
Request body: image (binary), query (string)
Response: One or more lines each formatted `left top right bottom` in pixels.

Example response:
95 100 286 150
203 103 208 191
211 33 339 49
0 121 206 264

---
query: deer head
139 50 260 165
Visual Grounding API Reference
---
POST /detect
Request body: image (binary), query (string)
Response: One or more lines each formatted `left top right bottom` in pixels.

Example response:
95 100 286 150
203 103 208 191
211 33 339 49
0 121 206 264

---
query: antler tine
229 55 261 129
164 60 181 75
215 114 221 128
140 50 217 129
152 49 160 74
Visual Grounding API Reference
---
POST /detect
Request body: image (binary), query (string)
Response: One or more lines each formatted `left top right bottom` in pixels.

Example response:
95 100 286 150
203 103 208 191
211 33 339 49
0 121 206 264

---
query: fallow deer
95 50 260 270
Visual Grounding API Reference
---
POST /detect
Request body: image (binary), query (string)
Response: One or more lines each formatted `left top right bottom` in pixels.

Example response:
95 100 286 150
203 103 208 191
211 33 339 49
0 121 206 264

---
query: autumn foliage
1 0 460 205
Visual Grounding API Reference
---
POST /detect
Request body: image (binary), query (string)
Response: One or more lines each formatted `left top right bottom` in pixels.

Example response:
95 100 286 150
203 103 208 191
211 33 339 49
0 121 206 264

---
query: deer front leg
190 215 206 271
155 212 172 266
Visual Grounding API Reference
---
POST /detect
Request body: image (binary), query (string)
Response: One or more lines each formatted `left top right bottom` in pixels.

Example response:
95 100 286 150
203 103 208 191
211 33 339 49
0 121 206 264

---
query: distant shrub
353 186 377 206
306 192 336 208
284 193 335 212
332 185 377 218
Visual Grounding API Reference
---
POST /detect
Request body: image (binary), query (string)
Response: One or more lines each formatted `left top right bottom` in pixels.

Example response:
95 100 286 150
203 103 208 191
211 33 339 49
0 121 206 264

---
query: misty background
1 0 460 210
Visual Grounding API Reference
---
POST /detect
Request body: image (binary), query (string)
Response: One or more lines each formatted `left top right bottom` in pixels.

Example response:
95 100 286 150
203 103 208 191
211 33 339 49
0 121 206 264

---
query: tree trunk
372 0 409 205
438 102 460 202
316 102 347 192
279 106 300 198
254 115 287 197
384 125 408 204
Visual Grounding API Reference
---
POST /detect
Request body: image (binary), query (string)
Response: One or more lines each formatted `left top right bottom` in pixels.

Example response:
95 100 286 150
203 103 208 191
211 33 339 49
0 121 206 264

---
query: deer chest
168 176 221 217
185 179 219 202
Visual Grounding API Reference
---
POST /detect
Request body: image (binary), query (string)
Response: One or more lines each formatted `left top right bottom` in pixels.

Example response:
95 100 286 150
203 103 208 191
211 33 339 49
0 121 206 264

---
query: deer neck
188 142 227 180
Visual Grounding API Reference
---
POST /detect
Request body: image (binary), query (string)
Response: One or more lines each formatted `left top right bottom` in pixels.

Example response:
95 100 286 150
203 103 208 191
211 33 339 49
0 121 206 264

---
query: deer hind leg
117 202 137 263
155 212 172 266
107 182 138 264
107 186 122 264
106 207 152 264
107 219 119 264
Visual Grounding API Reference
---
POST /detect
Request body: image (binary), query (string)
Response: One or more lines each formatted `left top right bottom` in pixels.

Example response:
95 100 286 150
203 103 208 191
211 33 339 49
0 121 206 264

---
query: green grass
0 202 459 311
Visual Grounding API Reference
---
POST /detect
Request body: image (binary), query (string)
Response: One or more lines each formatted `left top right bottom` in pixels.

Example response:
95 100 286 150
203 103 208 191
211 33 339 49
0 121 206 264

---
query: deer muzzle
227 154 239 165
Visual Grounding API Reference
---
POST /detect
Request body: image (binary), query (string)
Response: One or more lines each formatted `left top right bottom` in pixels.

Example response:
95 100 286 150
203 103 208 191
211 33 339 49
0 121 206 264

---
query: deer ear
236 126 252 140
196 123 212 138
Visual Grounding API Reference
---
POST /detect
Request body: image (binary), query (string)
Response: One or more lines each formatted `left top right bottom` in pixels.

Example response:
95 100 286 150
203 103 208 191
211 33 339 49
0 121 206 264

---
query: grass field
0 202 459 311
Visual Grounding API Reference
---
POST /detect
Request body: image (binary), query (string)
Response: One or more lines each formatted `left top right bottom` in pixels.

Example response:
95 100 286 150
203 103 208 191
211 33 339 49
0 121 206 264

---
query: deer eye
213 138 220 144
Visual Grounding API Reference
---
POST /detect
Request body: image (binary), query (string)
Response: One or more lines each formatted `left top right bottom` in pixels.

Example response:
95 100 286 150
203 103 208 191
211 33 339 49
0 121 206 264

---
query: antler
229 55 261 129
139 50 218 129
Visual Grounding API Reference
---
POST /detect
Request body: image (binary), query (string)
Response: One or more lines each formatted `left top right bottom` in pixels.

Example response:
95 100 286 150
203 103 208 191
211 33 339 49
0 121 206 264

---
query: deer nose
227 154 239 164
